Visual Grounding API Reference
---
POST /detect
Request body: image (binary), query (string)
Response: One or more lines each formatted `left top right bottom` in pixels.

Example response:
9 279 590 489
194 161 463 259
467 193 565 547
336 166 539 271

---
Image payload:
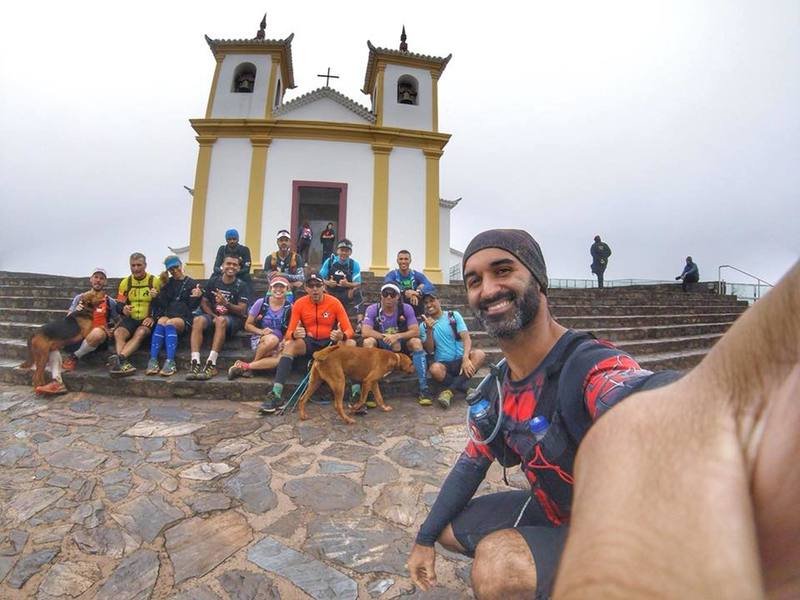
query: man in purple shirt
361 283 433 406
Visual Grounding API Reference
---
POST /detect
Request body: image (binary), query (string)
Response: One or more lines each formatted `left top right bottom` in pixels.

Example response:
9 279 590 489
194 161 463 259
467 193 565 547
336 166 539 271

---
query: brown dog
297 345 416 424
20 290 107 388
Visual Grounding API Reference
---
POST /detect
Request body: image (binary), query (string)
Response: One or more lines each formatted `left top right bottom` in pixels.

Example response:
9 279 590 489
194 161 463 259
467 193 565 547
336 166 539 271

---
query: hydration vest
472 332 596 521
375 301 408 334
266 251 299 273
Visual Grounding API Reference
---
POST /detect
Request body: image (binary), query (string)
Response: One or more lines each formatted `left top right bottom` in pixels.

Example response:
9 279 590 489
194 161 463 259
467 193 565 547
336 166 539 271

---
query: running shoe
186 360 201 380
259 391 284 414
145 358 160 376
228 360 246 380
437 389 453 409
418 390 433 406
196 361 217 381
118 360 137 377
108 354 121 375
159 359 177 377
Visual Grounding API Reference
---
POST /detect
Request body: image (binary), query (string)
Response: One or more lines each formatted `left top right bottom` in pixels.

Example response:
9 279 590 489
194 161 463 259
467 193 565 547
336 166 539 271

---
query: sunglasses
381 290 399 298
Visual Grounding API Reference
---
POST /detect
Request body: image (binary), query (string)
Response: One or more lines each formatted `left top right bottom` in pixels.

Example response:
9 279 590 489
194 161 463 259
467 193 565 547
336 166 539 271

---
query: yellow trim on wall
431 73 440 133
191 119 450 152
370 144 393 276
423 149 443 283
375 65 386 128
186 136 218 278
265 58 279 119
244 137 272 264
205 56 224 119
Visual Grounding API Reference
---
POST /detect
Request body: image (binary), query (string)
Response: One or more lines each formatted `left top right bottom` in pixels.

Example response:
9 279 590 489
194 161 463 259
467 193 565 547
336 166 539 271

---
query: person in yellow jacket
109 252 161 376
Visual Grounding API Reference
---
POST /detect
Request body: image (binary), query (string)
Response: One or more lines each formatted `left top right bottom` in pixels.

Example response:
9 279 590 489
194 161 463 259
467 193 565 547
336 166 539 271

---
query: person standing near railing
590 235 612 288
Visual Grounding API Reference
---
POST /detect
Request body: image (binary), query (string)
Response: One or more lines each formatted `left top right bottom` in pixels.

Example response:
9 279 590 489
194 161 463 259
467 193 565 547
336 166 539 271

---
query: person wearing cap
384 249 435 317
53 268 121 387
263 229 305 293
110 252 162 377
361 282 433 406
259 271 356 414
319 238 364 331
187 255 249 381
408 228 680 599
419 291 485 409
213 228 252 284
145 256 202 377
229 275 293 380
590 235 612 288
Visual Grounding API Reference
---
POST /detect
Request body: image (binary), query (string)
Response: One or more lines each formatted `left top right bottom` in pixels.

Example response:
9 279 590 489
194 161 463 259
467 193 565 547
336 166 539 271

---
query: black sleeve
184 277 201 312
213 246 224 274
149 281 169 318
416 453 490 546
240 246 252 274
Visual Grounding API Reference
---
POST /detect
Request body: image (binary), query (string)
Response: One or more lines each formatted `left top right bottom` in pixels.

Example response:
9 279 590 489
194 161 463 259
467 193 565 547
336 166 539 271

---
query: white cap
380 283 401 295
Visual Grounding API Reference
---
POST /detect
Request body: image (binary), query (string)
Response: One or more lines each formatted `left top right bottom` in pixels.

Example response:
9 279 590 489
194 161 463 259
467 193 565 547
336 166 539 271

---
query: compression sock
165 325 178 360
150 324 165 359
412 351 429 392
73 339 97 358
273 355 294 388
208 350 219 365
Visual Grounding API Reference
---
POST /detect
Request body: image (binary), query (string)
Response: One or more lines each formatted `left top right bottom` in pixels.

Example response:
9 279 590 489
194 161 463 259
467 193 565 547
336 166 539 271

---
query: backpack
324 255 354 283
255 296 292 333
267 251 299 272
122 275 155 303
375 299 408 334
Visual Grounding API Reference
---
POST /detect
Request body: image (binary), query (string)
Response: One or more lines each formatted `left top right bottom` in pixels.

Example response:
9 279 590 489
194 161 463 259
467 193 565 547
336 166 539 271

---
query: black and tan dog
297 345 416 424
20 290 107 390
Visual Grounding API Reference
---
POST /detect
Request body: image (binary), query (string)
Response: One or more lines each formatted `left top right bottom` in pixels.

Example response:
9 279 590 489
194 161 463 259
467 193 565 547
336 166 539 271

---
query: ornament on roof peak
399 26 408 52
255 13 267 40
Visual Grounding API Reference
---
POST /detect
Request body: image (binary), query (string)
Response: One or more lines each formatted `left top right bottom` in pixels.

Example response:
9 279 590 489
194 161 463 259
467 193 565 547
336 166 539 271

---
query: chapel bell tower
362 26 452 132
203 14 295 120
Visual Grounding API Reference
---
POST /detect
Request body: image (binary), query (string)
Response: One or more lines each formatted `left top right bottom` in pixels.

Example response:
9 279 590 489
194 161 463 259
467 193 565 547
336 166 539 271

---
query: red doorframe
290 181 348 246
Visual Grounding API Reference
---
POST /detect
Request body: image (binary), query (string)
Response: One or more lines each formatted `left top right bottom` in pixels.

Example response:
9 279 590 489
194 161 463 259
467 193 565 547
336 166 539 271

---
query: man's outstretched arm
555 262 800 599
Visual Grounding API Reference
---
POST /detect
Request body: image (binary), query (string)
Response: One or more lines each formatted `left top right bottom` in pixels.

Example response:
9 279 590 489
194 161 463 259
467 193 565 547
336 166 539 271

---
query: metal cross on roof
317 67 340 87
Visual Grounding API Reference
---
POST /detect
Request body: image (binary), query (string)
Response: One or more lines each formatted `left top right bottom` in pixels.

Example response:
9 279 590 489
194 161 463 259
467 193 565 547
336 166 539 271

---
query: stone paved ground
0 383 522 599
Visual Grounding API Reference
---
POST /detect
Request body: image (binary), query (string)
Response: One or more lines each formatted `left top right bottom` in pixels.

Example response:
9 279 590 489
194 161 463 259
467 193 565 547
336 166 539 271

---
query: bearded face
473 276 540 340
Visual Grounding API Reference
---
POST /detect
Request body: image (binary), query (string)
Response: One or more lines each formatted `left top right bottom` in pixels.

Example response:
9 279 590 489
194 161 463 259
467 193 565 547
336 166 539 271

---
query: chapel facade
186 19 458 282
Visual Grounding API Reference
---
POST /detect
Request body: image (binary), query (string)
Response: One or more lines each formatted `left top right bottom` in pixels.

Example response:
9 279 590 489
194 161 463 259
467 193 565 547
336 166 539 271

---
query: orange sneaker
62 355 78 371
35 381 68 395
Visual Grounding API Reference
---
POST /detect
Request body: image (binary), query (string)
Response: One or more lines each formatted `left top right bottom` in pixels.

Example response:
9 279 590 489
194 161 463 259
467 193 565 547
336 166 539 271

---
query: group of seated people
41 228 485 412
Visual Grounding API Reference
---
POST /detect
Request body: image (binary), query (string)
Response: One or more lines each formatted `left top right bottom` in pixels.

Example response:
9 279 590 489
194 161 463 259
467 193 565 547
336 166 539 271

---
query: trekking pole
277 368 311 415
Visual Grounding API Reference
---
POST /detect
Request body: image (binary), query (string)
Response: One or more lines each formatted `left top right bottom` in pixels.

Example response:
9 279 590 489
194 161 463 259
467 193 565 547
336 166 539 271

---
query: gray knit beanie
462 229 548 294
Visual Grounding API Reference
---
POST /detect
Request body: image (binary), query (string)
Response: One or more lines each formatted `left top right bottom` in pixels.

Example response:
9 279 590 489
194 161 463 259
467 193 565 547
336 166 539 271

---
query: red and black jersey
417 330 666 546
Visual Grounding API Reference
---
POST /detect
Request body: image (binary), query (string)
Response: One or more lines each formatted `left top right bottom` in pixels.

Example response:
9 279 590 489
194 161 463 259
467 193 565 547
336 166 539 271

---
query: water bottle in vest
469 399 496 441
529 415 549 442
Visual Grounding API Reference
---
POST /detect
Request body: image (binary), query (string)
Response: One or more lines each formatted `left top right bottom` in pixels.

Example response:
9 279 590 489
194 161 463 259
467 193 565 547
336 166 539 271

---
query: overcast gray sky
1 0 797 285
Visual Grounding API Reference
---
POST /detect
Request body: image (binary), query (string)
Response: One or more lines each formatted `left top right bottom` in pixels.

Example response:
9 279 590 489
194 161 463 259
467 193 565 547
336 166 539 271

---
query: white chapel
185 18 460 283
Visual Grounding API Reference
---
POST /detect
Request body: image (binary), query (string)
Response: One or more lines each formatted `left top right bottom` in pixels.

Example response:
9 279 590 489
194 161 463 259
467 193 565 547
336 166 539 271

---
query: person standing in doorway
320 222 336 259
590 235 612 288
297 222 313 267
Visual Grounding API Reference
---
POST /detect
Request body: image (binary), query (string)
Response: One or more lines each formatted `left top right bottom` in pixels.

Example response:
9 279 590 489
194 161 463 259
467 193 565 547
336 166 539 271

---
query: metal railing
717 265 774 303
549 278 676 289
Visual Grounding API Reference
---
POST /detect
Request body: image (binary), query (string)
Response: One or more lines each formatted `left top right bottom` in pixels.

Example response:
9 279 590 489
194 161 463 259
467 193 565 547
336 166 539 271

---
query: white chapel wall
211 53 272 119
276 98 370 124
381 64 433 131
202 138 251 272
387 148 426 265
261 139 374 261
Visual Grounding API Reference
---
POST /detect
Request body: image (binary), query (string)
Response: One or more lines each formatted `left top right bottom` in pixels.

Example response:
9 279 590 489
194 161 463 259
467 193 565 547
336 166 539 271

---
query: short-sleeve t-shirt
363 303 418 334
204 275 249 315
420 310 468 362
248 298 290 341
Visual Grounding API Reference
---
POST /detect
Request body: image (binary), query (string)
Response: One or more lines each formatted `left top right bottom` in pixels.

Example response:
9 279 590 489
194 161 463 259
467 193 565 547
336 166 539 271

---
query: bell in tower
235 71 255 93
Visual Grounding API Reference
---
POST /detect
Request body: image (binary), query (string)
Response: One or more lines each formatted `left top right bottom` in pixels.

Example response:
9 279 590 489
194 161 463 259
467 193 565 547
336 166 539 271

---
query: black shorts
450 490 568 599
118 317 153 335
437 358 463 378
302 337 331 358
